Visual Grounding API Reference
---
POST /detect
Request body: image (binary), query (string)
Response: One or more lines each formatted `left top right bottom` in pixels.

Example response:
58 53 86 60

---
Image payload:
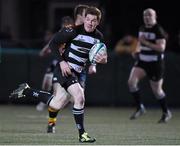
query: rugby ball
89 42 107 63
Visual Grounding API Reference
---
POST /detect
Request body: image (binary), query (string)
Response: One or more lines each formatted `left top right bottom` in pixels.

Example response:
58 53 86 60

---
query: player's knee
49 102 61 110
128 79 138 92
128 78 134 87
153 89 166 99
49 95 68 110
73 94 85 107
49 101 61 110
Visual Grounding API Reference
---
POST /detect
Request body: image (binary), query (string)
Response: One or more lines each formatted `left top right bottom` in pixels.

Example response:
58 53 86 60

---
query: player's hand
88 64 97 74
131 52 139 60
94 52 107 64
139 35 150 46
59 61 72 77
39 46 51 57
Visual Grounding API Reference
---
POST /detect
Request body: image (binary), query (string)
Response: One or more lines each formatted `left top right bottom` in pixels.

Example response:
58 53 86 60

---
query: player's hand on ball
94 52 107 64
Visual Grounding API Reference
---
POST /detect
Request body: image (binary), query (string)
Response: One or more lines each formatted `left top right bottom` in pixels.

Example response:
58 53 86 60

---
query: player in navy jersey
36 16 74 111
128 8 172 123
10 6 107 143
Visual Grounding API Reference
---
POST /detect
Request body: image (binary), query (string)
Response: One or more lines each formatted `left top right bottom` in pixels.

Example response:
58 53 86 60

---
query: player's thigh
67 83 84 100
53 83 70 99
42 73 53 90
49 83 70 109
149 79 163 92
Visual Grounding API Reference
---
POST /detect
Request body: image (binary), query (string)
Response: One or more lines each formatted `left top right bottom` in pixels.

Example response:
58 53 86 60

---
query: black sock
23 88 53 105
158 98 168 113
48 107 59 125
72 107 85 136
48 107 59 118
130 90 142 109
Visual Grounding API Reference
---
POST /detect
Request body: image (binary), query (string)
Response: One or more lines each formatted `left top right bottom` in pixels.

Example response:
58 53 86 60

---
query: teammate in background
128 8 172 123
36 16 74 111
10 6 107 142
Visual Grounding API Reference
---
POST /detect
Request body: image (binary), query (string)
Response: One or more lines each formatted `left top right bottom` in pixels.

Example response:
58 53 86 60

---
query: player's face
143 10 156 27
84 14 99 32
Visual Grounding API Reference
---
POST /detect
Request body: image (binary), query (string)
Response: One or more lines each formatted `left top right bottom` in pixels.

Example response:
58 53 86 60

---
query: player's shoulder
154 23 165 31
61 27 74 33
73 24 84 33
59 25 77 34
151 24 164 34
57 25 78 38
154 24 167 39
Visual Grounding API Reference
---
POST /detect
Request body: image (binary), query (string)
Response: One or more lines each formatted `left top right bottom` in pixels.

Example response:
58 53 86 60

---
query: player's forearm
142 40 165 52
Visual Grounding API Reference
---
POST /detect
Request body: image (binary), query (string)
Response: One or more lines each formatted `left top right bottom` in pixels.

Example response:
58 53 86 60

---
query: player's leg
128 66 146 119
67 83 95 143
36 73 53 111
150 79 172 123
9 83 54 105
36 59 58 111
47 83 70 133
42 73 53 91
9 82 70 133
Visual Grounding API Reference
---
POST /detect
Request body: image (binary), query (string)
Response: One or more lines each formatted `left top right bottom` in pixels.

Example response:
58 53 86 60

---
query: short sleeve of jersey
155 24 166 39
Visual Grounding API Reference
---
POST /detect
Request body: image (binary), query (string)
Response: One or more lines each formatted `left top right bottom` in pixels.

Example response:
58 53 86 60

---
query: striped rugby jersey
49 25 103 73
138 24 166 62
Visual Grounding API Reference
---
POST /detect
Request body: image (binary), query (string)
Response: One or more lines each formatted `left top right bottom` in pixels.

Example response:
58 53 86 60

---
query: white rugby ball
89 42 107 63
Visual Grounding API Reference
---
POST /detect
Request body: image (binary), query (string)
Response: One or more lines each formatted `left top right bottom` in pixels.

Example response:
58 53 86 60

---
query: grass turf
0 105 179 145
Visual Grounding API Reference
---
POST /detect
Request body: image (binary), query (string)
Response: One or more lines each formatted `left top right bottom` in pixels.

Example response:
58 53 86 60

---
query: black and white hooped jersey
49 25 103 73
138 24 166 62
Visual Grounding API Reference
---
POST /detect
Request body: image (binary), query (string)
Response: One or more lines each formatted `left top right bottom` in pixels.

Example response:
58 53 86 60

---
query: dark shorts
135 60 165 81
52 64 86 90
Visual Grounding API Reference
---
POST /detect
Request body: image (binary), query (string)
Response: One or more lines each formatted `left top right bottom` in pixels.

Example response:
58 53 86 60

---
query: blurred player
115 34 138 55
10 6 107 142
36 16 74 111
128 8 172 123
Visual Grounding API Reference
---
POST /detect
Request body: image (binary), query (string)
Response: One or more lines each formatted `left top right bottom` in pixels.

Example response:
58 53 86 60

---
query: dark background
0 0 180 106
1 0 180 52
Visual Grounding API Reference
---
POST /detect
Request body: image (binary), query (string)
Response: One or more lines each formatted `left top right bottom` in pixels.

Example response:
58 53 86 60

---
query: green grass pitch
0 105 180 145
